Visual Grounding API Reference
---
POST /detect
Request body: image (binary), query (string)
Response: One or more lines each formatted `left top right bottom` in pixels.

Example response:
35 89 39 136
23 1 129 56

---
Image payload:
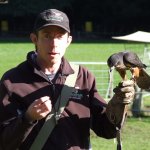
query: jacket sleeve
89 75 117 139
0 81 36 150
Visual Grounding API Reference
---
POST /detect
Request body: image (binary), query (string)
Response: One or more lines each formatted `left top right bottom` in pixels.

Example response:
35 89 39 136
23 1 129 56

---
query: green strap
29 64 79 150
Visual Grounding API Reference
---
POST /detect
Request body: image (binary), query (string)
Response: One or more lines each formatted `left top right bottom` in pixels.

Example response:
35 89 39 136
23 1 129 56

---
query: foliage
0 0 74 16
0 0 150 33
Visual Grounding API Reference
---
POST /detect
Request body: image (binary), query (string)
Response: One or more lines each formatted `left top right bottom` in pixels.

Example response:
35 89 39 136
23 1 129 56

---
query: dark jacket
0 51 116 150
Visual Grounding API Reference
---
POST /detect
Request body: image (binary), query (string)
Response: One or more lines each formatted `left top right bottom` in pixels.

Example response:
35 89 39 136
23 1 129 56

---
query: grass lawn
91 117 150 150
0 41 147 77
0 40 150 150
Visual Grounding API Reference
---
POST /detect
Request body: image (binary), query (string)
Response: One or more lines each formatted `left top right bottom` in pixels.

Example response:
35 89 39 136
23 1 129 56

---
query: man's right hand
25 96 52 121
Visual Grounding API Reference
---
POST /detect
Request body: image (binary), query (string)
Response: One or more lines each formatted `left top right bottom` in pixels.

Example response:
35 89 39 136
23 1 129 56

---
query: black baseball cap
33 9 70 33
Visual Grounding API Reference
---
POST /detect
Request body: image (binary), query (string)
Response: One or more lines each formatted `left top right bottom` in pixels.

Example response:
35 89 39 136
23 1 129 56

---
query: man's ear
67 35 72 47
30 33 38 44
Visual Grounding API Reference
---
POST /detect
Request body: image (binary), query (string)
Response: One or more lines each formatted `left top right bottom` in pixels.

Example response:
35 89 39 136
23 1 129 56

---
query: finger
41 99 51 105
114 84 135 93
120 86 135 93
32 100 41 108
125 92 134 98
113 86 119 93
40 96 50 103
119 80 135 87
37 100 52 112
36 106 49 114
33 96 50 106
39 103 50 112
122 98 132 104
36 106 51 118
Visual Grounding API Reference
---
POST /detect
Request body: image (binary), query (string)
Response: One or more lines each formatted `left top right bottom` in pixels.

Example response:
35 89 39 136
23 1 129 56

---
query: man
0 9 135 150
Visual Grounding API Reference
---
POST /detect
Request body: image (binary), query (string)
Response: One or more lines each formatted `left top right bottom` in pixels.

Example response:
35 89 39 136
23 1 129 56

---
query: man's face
31 25 72 66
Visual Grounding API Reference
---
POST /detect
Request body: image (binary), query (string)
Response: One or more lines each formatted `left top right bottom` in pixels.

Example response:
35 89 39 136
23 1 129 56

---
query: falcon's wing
135 68 150 89
123 52 147 68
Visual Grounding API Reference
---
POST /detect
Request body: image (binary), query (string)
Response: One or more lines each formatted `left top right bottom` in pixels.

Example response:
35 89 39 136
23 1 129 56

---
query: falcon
107 51 147 150
132 67 150 89
107 51 147 81
107 51 128 80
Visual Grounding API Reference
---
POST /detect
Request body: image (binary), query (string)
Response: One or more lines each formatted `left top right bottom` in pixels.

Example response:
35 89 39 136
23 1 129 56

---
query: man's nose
49 37 59 45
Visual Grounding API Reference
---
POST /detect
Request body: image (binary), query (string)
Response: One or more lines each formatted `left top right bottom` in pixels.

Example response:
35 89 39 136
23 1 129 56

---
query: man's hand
106 80 135 125
112 80 135 104
25 96 52 121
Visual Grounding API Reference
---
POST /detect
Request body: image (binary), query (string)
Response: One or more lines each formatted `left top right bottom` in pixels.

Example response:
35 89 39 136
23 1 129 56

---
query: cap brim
36 23 70 33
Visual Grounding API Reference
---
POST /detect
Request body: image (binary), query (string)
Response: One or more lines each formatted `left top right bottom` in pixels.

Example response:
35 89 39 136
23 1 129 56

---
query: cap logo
44 12 63 22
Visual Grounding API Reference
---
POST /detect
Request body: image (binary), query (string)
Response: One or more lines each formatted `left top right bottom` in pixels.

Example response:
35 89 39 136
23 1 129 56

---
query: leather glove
106 80 135 126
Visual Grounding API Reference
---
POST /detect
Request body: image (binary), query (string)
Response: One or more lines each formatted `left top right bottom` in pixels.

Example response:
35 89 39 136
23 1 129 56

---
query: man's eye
56 34 64 39
57 36 63 39
43 34 64 39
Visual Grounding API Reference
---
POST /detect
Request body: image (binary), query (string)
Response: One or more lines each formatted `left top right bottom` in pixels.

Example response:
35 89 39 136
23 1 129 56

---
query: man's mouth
48 52 58 55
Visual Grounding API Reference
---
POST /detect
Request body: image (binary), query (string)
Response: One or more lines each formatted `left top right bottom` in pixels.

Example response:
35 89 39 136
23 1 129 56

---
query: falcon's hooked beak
109 66 115 72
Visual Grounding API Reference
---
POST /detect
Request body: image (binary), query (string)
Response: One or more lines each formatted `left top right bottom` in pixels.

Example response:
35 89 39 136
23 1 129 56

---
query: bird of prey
133 68 150 89
123 52 150 89
107 51 147 81
107 51 127 80
107 51 147 150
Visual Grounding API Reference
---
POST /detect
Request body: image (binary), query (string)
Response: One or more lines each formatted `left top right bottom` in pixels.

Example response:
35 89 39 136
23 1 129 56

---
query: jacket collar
27 51 74 77
60 57 74 76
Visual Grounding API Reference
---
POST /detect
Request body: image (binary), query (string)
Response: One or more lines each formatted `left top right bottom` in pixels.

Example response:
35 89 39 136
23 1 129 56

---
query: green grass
65 42 146 62
91 117 150 150
0 41 150 150
143 98 150 106
0 43 33 77
0 42 147 78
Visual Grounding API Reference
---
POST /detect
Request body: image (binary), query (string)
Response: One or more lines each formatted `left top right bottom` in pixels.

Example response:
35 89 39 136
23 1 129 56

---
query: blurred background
0 0 150 40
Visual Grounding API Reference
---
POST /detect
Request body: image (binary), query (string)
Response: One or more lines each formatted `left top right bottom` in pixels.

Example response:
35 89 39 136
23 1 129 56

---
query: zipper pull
55 112 60 124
